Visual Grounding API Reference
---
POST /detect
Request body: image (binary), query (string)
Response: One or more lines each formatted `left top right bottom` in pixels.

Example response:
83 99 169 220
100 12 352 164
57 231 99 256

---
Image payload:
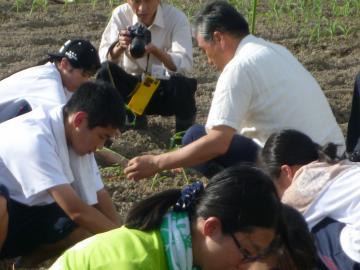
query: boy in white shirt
0 81 125 267
0 39 100 121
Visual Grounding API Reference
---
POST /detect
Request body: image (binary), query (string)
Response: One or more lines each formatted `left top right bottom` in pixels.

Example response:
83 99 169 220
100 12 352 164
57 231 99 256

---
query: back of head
261 129 320 179
194 0 249 42
195 165 281 233
48 39 101 76
64 80 125 130
125 165 281 233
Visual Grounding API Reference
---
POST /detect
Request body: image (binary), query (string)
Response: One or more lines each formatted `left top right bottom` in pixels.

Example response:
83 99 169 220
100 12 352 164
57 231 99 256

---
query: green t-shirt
49 226 168 270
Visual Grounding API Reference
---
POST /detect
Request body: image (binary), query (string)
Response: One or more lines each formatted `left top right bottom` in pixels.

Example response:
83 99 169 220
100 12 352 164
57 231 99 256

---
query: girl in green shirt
50 165 292 270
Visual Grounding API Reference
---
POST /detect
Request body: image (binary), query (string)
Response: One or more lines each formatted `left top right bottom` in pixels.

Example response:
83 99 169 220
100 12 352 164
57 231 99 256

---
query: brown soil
0 1 359 268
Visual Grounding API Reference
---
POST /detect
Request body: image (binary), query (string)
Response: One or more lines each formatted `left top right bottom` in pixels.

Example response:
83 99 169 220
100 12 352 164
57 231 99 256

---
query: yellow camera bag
128 74 160 115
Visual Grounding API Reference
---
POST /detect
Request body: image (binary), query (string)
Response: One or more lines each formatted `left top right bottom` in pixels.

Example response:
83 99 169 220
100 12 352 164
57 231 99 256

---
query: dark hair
261 129 339 179
125 165 281 234
63 80 125 130
194 0 249 42
276 205 319 270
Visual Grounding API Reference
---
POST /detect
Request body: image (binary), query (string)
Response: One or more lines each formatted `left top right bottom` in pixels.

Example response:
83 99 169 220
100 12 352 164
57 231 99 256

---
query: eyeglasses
230 233 282 263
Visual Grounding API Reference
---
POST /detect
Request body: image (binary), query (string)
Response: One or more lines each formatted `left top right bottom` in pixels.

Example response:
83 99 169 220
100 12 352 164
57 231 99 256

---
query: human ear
279 165 294 186
73 111 87 128
212 31 222 44
202 217 222 237
59 57 72 72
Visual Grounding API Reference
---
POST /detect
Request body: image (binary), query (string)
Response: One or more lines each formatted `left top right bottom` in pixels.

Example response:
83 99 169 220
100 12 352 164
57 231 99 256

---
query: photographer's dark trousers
97 62 197 132
182 124 260 178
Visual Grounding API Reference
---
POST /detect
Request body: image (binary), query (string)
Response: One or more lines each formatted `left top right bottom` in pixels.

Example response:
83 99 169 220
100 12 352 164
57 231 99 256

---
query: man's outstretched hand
124 155 160 181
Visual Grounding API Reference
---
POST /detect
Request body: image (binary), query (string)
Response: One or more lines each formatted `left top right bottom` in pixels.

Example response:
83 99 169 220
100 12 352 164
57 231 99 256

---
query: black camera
128 23 151 58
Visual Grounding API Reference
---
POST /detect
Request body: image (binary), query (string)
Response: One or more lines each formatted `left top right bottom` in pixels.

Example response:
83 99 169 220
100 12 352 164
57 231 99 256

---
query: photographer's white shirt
206 35 345 151
99 3 193 75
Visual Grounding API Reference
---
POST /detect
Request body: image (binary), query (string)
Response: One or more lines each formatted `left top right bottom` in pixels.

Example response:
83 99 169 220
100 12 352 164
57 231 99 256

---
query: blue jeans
182 124 259 178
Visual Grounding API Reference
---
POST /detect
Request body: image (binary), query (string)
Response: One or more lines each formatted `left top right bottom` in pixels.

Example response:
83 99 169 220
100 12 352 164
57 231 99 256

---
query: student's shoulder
0 107 56 148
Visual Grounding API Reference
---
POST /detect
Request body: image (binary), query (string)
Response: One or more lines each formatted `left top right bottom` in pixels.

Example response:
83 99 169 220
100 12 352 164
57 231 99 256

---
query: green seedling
30 0 48 14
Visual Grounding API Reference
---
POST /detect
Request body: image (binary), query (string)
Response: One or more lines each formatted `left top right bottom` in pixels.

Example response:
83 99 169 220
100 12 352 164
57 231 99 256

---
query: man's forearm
150 47 177 72
156 127 234 171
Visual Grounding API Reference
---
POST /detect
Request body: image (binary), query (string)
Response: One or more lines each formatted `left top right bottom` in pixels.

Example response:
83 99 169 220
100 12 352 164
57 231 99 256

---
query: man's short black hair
194 0 249 41
64 80 125 130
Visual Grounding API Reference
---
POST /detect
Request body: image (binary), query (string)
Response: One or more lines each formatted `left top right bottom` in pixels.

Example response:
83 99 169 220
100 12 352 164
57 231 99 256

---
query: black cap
48 39 101 75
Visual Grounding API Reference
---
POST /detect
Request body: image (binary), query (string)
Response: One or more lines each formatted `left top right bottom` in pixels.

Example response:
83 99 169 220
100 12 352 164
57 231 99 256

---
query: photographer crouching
98 0 196 133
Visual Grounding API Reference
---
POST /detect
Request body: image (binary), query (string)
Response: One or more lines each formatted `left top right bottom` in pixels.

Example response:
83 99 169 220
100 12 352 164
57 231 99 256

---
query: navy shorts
182 124 259 178
0 185 77 258
312 217 360 269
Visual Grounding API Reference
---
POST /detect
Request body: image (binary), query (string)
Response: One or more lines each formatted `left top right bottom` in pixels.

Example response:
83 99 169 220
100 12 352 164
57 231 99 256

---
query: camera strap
127 73 160 115
145 53 150 74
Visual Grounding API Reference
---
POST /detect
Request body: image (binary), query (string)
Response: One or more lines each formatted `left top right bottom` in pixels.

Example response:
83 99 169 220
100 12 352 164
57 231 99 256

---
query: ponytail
261 129 341 179
317 142 340 163
125 189 181 231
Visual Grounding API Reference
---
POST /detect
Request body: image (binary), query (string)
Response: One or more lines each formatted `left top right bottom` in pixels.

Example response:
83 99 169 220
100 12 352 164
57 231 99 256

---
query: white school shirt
0 62 71 109
0 106 103 206
99 3 193 75
206 35 345 151
303 164 360 262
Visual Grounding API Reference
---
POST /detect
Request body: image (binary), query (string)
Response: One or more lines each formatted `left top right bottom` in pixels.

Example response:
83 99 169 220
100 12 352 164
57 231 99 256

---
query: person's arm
99 6 129 63
48 184 119 234
146 44 177 72
107 29 131 62
125 125 236 180
94 188 122 226
146 11 192 73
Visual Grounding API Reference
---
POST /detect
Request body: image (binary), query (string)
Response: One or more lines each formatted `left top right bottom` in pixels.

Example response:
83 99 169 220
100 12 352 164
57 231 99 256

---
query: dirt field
0 0 359 268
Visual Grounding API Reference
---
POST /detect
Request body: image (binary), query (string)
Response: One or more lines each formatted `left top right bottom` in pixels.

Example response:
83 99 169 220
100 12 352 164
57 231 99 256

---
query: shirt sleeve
99 6 128 63
166 11 193 74
3 131 70 199
206 64 253 131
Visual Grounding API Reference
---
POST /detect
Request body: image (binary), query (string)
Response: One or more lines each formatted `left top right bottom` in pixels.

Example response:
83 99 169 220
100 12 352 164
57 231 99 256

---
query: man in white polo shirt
0 81 125 267
124 1 345 180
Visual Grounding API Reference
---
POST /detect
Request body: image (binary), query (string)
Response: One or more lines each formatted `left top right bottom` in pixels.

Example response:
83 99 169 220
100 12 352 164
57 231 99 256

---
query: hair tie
174 181 204 212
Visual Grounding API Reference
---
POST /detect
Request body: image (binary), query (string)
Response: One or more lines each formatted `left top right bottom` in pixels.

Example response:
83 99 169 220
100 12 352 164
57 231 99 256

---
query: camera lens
130 37 146 58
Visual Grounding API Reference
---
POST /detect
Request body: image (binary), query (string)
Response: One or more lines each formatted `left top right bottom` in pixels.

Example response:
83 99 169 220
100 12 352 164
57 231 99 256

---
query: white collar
131 3 165 29
235 34 256 55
